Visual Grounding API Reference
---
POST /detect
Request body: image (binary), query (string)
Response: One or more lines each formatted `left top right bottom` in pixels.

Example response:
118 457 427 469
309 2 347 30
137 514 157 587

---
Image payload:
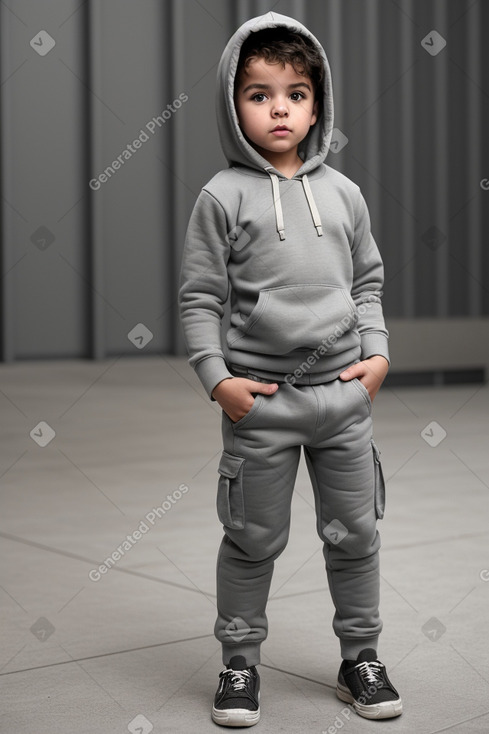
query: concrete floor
1 355 488 734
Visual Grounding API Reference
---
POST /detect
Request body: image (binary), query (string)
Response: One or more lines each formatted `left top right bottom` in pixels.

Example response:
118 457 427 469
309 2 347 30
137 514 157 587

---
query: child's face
234 58 318 164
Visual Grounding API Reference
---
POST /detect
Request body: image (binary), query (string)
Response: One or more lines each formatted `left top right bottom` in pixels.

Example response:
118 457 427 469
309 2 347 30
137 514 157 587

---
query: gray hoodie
179 12 389 399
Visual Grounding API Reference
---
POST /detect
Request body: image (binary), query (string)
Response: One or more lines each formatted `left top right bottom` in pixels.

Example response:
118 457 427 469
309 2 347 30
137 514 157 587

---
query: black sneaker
336 648 402 719
211 655 260 727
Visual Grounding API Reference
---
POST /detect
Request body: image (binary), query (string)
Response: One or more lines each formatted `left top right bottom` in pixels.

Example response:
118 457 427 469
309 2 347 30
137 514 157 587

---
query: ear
310 100 319 127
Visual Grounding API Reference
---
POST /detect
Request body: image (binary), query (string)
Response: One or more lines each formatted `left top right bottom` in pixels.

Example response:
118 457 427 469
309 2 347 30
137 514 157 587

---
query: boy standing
179 12 402 727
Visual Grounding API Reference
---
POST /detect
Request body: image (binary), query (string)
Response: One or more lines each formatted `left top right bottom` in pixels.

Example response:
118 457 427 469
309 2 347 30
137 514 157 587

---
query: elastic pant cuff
340 635 379 662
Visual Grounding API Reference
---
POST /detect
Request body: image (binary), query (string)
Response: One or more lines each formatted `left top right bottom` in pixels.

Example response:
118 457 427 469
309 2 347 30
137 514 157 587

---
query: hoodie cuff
361 333 391 366
194 356 234 400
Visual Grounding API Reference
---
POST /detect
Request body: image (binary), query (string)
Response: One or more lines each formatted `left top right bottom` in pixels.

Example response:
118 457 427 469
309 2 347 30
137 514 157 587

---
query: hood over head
215 11 334 177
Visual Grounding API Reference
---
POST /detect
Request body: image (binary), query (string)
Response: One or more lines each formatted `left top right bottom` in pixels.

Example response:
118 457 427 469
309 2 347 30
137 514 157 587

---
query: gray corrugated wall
1 0 488 363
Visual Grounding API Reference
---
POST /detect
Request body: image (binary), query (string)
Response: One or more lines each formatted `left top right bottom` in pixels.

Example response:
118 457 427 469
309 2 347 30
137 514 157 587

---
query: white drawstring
302 174 323 237
268 172 285 241
266 170 323 240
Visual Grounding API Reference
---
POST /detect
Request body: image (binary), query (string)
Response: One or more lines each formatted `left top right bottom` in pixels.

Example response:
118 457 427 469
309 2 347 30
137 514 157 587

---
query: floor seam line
260 663 335 690
0 633 216 677
0 531 216 597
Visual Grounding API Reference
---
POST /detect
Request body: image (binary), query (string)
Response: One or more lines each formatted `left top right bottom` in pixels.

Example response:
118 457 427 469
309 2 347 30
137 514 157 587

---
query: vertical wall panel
415 0 438 317
399 0 416 318
168 0 187 353
364 2 381 256
465 2 482 316
1 0 89 360
0 0 488 363
87 0 172 358
433 0 449 317
0 2 15 362
87 0 104 358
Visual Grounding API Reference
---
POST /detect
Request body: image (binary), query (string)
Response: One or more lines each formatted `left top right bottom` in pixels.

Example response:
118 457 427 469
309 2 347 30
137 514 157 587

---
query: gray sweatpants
214 368 386 666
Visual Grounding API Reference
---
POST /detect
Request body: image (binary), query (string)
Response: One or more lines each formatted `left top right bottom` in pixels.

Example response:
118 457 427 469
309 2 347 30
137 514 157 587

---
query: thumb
339 363 362 381
246 379 279 395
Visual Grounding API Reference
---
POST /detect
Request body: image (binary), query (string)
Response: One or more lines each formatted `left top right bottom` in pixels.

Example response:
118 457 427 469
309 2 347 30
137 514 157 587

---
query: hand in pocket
212 377 278 422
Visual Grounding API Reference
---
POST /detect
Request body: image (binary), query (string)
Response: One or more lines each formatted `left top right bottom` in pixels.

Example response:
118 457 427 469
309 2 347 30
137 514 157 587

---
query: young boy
179 12 402 727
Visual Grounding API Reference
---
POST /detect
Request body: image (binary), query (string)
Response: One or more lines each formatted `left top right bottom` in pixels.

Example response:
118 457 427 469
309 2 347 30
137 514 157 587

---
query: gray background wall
1 0 488 373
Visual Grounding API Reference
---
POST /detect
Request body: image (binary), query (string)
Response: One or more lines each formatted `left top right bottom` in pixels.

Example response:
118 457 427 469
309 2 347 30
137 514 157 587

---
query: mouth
271 125 291 136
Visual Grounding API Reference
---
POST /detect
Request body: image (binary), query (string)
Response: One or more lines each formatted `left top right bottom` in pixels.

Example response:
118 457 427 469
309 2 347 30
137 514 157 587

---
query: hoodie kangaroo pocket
216 451 245 529
227 284 357 355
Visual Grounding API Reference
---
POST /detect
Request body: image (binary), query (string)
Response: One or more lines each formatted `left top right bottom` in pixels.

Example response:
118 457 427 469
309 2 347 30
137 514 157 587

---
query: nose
272 99 288 117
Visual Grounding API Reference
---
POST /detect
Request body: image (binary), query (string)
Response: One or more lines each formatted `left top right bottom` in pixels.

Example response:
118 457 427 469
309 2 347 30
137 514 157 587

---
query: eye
250 93 267 103
290 92 306 101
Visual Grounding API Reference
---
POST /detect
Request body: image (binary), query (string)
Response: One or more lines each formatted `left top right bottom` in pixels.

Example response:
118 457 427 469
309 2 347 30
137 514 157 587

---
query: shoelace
221 667 252 691
355 660 384 686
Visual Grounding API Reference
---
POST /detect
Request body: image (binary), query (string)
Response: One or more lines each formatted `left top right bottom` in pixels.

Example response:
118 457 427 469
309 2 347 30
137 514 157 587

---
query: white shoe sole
336 682 403 719
211 705 260 727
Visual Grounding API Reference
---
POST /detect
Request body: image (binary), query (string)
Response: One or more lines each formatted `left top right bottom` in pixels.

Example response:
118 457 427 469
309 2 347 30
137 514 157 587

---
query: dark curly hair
235 27 324 103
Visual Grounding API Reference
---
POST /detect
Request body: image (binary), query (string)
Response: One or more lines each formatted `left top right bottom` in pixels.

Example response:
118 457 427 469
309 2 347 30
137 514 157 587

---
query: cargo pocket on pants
216 451 245 529
371 439 386 519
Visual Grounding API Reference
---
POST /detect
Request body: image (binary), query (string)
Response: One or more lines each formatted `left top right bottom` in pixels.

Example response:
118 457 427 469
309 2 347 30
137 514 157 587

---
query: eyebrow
241 81 312 94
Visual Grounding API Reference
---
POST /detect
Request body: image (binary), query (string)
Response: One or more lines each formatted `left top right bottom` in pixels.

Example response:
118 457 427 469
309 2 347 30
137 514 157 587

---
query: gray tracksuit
179 11 389 666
